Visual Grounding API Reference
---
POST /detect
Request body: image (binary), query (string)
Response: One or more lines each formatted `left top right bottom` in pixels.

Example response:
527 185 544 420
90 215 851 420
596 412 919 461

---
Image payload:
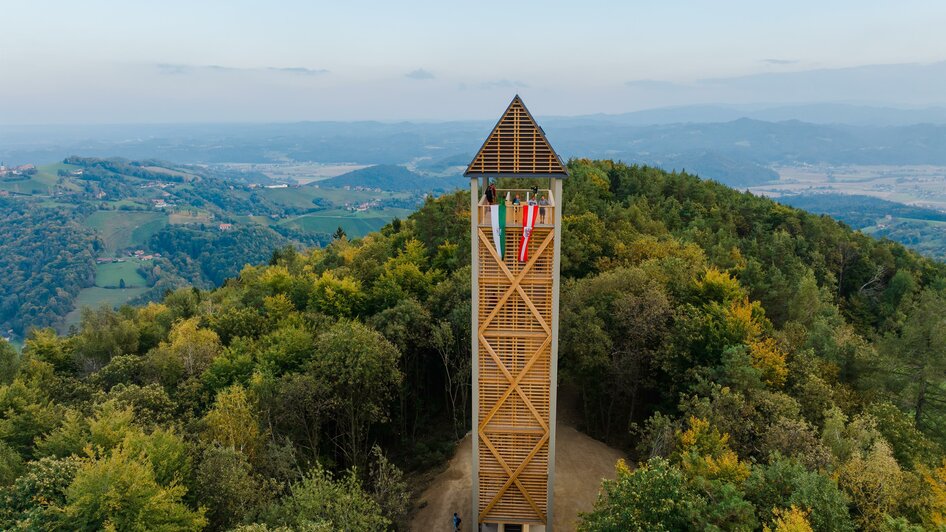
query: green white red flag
490 203 506 259
519 205 539 262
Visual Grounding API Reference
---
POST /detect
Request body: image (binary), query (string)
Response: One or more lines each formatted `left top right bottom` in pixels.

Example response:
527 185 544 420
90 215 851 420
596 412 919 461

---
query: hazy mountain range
6 99 946 187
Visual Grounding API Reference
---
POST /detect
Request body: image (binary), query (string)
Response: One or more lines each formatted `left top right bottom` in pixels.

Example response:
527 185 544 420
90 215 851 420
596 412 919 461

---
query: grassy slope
279 208 414 237
94 261 148 288
261 186 412 209
0 163 82 195
61 286 150 330
84 211 168 252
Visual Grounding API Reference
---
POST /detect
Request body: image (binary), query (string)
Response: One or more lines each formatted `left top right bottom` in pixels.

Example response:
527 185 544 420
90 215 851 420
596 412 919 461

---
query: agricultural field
221 162 369 184
61 286 150 330
279 210 409 237
94 260 149 288
84 210 168 251
751 164 946 209
169 209 213 224
141 166 198 180
0 162 83 195
258 185 413 210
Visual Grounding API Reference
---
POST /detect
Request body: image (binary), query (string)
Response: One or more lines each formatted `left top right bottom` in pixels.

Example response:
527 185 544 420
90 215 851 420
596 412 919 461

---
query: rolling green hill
0 158 428 338
778 193 946 260
319 164 460 192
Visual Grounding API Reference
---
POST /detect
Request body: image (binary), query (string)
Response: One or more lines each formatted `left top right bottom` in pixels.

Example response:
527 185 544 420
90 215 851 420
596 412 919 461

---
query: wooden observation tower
466 96 567 531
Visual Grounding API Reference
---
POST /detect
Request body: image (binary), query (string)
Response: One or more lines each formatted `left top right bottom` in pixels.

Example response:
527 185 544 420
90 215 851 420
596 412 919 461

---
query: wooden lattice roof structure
465 95 568 178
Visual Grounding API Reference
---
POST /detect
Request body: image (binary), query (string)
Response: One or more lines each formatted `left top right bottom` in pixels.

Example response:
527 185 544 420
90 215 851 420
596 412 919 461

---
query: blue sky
2 0 946 123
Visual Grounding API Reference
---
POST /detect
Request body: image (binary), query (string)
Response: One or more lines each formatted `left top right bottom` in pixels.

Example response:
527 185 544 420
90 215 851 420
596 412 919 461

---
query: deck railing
477 188 555 227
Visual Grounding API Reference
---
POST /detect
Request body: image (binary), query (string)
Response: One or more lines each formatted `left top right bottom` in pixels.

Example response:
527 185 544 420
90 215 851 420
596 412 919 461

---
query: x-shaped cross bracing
476 228 554 522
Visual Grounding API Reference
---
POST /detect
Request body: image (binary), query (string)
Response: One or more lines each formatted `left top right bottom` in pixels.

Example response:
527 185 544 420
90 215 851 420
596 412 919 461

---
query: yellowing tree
167 317 222 377
749 337 789 388
203 385 261 461
764 506 813 532
837 439 903 530
923 459 946 527
675 416 750 484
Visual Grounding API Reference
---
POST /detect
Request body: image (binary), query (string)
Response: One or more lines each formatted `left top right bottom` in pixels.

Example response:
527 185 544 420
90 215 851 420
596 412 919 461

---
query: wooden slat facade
476 214 553 525
465 95 567 179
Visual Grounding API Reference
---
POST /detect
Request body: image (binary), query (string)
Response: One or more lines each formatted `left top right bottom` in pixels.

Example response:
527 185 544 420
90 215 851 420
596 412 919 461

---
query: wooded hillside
3 160 946 530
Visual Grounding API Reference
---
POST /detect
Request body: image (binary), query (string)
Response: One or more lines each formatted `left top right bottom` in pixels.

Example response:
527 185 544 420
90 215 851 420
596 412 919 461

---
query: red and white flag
518 205 539 262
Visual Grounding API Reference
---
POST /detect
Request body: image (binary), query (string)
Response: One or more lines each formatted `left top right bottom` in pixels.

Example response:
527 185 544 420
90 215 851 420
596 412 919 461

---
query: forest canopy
3 159 946 530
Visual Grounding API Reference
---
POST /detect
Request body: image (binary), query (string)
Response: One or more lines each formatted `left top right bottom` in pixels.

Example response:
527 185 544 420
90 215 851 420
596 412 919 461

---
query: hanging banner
490 203 506 259
518 205 539 262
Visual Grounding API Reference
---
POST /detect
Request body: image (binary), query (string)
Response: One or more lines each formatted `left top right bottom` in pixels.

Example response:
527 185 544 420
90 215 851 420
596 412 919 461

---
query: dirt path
410 423 625 532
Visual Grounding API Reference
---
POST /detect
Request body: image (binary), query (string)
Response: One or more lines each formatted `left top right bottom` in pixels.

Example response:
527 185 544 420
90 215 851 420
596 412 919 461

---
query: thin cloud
406 68 435 80
457 79 530 90
480 79 529 89
156 63 328 75
625 79 686 90
762 58 798 65
267 66 328 75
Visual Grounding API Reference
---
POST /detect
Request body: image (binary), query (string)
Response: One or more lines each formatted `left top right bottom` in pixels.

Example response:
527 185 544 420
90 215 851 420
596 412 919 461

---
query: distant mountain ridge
9 103 946 189
562 103 946 127
318 164 462 192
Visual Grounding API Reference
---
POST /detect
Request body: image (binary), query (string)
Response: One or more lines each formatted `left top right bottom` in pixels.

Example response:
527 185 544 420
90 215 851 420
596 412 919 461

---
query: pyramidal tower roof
465 95 568 178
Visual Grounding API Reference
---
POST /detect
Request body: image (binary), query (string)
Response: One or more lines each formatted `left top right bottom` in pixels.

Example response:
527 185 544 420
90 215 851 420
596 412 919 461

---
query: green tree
883 289 946 431
744 456 854 531
0 441 23 486
0 456 81 530
368 445 410 529
309 320 401 470
23 328 75 374
34 409 90 459
0 372 63 457
261 466 388 531
196 444 271 530
0 339 18 384
64 443 206 531
73 306 140 371
561 267 672 441
578 458 700 531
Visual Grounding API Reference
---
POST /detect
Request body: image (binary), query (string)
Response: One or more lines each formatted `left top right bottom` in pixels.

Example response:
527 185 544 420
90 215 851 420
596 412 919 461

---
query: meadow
83 210 168 251
60 286 149 330
94 260 148 288
279 207 414 237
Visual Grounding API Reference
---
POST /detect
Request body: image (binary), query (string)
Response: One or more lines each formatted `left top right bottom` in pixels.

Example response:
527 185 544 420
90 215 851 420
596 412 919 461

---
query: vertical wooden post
470 177 480 530
547 178 563 531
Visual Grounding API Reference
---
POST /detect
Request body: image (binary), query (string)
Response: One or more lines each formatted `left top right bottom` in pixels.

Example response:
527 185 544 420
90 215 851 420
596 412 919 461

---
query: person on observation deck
538 194 549 223
484 183 496 204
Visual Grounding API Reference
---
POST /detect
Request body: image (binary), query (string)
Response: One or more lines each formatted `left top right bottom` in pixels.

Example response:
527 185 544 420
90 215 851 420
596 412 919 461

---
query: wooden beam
476 229 553 335
477 334 551 432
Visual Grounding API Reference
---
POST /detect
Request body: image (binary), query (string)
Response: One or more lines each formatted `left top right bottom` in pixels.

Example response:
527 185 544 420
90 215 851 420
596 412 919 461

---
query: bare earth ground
410 423 625 532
